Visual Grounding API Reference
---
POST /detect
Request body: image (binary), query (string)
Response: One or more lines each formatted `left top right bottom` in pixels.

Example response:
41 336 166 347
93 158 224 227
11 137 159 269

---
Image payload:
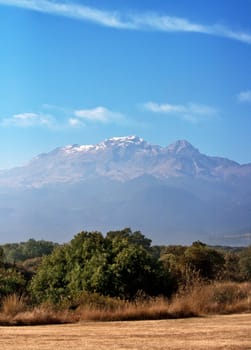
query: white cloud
144 102 186 114
238 90 251 103
0 106 127 129
0 0 251 44
1 112 54 127
143 101 217 123
74 106 125 124
68 118 82 127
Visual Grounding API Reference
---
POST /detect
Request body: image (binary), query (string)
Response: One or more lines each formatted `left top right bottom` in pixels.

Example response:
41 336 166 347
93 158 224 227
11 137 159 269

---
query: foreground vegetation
0 280 251 325
0 229 251 325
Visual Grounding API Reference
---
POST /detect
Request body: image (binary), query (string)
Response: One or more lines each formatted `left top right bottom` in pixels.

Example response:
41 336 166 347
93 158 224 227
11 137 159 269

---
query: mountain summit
167 139 199 155
0 136 250 245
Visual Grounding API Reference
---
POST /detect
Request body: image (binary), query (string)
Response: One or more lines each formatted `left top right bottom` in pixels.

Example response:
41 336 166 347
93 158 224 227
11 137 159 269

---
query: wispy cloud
0 106 127 128
238 90 251 103
1 112 54 127
0 0 251 44
143 101 217 123
74 106 126 124
0 0 133 29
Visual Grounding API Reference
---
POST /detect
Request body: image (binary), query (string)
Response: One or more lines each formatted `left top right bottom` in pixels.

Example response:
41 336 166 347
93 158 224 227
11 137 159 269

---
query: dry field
0 313 251 350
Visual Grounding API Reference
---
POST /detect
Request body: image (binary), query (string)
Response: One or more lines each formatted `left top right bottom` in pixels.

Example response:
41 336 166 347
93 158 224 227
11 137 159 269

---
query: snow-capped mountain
0 136 250 245
0 136 248 188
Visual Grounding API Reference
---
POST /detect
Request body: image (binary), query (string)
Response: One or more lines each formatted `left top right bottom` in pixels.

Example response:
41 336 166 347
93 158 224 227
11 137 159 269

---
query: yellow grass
0 305 77 326
71 281 251 322
170 281 251 315
0 313 251 350
1 294 26 317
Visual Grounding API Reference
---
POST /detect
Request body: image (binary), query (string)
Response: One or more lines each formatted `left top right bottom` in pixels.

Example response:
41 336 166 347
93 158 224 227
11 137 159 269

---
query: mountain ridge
0 136 248 188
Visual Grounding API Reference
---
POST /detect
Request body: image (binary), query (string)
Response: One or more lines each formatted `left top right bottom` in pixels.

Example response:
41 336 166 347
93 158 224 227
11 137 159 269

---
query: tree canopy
30 229 171 303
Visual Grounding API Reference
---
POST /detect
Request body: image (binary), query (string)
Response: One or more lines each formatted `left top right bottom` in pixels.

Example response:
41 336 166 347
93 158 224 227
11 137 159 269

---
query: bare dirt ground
0 313 251 350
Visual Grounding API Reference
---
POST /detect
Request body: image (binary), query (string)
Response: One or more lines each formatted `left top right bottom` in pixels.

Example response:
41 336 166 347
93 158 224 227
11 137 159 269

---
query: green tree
29 245 69 303
0 268 26 298
0 247 4 267
183 241 225 280
109 244 166 298
30 229 173 303
238 246 251 280
65 231 110 296
223 251 241 281
106 228 152 251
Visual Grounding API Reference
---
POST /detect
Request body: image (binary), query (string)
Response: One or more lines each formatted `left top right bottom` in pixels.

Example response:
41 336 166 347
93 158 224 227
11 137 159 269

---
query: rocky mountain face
0 136 250 245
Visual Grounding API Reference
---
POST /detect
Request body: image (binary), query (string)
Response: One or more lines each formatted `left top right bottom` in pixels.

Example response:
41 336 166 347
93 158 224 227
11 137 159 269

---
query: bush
1 294 27 316
0 268 26 298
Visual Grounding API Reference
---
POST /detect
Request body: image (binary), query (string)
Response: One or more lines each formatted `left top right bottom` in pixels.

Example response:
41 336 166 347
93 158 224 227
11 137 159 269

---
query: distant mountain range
0 136 251 245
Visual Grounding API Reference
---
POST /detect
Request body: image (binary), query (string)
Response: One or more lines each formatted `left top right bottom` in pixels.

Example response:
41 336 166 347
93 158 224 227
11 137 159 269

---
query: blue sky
0 0 251 169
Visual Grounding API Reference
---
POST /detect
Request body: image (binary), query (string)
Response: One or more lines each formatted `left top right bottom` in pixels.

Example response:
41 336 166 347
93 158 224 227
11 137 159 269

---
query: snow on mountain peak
93 135 148 151
62 144 95 154
61 136 147 155
102 135 145 146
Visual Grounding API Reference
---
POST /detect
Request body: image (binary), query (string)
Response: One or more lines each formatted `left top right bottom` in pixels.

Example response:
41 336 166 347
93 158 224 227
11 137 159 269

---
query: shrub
1 294 27 316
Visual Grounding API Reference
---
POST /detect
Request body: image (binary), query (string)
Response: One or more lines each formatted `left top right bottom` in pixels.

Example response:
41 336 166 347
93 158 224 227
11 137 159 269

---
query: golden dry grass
1 294 26 316
0 282 250 325
74 281 251 321
0 313 251 350
0 305 77 326
169 281 251 316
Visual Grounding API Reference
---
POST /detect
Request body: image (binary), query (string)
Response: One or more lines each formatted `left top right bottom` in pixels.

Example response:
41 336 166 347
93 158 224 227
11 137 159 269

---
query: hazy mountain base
0 175 250 245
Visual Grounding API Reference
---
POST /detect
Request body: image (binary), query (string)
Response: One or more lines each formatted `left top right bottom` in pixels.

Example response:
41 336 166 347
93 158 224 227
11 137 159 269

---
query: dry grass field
0 313 251 350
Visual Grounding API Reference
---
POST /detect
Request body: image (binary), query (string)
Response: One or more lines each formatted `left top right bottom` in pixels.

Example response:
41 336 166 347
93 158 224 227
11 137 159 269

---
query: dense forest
1 228 251 307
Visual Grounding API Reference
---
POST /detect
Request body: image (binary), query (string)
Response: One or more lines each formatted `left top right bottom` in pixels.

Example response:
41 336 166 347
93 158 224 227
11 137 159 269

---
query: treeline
1 239 58 263
0 229 251 305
